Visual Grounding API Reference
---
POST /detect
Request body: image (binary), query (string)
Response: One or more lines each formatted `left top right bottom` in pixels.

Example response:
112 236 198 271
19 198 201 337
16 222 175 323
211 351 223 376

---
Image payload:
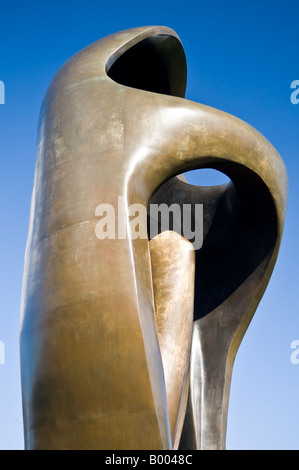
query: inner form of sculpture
20 26 288 450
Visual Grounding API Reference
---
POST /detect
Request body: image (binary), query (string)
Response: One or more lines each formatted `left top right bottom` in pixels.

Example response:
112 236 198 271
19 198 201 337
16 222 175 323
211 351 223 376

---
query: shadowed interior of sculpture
107 34 187 98
148 164 278 320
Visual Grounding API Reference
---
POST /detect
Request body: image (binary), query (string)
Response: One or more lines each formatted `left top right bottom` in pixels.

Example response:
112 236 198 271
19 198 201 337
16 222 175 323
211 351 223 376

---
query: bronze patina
20 26 287 449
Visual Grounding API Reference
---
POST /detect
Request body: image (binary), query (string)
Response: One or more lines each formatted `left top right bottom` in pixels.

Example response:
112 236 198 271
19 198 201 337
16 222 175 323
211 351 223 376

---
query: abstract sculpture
20 26 288 450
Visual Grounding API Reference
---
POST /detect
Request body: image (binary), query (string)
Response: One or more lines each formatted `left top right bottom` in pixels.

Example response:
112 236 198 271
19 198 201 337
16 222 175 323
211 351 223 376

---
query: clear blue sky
0 0 298 450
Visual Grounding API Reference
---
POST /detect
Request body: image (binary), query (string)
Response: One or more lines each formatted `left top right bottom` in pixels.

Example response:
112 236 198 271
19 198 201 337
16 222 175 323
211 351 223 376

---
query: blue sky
0 0 298 450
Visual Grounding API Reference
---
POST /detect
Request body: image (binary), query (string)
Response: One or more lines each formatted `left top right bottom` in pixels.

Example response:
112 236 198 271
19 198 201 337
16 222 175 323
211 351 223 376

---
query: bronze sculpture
20 26 288 450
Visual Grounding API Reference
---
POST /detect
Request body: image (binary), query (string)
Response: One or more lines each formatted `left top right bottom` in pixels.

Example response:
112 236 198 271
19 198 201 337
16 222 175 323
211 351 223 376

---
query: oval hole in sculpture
183 168 230 187
106 34 187 98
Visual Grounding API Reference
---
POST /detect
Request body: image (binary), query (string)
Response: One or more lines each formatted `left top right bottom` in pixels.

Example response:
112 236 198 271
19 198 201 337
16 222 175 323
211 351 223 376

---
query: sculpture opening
106 34 187 98
148 162 279 449
184 168 231 187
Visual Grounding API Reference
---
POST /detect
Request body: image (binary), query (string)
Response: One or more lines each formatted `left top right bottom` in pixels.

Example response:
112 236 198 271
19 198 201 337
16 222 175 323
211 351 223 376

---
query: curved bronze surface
150 232 195 447
20 26 288 449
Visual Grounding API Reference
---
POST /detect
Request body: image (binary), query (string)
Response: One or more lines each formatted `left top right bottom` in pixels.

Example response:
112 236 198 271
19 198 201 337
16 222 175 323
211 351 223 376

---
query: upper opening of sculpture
106 34 187 98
